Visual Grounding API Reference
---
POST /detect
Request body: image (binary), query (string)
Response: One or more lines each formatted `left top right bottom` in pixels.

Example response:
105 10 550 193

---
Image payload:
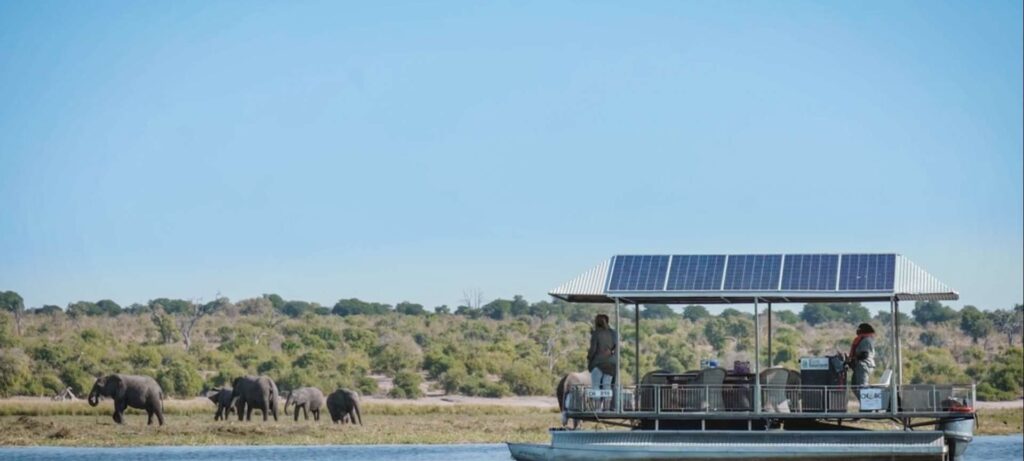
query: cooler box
799 356 848 412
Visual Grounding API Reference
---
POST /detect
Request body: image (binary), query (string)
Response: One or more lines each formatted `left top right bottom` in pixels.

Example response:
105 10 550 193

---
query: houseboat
508 253 975 461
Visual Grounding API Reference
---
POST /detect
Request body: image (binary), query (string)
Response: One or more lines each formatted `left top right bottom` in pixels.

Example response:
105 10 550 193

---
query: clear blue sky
1 1 1021 312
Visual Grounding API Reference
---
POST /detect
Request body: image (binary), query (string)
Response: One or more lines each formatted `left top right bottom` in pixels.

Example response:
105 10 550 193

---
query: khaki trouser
852 362 873 387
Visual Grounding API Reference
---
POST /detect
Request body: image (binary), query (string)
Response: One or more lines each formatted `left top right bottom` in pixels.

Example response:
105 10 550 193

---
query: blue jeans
591 367 614 410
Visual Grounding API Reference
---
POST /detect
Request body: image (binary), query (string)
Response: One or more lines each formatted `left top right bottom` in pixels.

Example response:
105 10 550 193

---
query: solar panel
607 255 670 291
839 254 896 291
723 254 782 290
666 255 726 290
781 254 839 291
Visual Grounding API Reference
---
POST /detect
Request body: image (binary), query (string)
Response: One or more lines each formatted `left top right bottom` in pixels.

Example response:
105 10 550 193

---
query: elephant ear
108 375 127 399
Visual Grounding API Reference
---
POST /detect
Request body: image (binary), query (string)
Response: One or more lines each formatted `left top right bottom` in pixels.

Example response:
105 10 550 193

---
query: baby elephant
87 374 165 426
206 387 236 421
326 389 362 425
284 387 325 422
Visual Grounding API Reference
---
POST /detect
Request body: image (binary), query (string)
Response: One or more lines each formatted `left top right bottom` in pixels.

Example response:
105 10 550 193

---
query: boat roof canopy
549 253 958 304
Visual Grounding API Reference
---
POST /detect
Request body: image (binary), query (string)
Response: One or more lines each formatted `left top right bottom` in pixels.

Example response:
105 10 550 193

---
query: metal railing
564 384 975 415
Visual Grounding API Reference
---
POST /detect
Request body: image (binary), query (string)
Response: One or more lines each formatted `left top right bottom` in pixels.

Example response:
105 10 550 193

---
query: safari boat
508 253 976 461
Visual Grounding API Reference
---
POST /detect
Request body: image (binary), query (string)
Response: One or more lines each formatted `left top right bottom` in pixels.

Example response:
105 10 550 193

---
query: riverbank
0 398 1019 446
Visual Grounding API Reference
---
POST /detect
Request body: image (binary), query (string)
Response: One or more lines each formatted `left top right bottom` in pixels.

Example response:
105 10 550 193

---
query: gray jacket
854 335 876 369
587 328 617 374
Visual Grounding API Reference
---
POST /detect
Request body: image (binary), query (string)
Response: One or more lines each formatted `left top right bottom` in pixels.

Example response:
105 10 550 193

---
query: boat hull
507 430 949 461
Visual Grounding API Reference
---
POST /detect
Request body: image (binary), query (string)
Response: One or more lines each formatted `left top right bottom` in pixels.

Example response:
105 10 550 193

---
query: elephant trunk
284 392 292 415
87 382 101 407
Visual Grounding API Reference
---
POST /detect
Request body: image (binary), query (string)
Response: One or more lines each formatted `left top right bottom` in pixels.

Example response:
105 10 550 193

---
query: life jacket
849 333 875 362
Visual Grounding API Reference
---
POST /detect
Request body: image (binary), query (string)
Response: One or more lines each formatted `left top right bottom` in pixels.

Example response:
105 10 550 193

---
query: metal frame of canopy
605 295 909 417
551 253 960 420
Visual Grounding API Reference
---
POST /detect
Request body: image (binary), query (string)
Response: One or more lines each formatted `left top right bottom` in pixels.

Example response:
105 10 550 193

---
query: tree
152 297 227 350
642 304 676 320
96 299 122 316
682 305 710 322
800 304 835 326
704 318 729 351
263 293 286 311
33 305 62 315
959 305 993 344
280 300 316 318
332 298 391 316
800 303 870 326
481 298 513 320
775 310 799 325
433 305 450 315
510 295 530 317
874 310 913 325
67 301 101 318
396 302 426 316
989 305 1024 346
150 309 178 344
0 291 25 336
912 300 958 325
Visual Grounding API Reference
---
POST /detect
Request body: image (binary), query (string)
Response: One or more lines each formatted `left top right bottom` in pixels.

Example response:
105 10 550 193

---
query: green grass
977 408 1024 435
0 399 1018 447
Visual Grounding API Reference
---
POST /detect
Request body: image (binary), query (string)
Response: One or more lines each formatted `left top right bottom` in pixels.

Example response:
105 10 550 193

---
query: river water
0 436 1020 460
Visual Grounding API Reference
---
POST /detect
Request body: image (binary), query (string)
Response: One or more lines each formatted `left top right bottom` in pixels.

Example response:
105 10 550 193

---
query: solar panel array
781 254 839 291
606 255 670 291
839 253 895 291
723 254 783 290
606 253 897 293
666 255 726 291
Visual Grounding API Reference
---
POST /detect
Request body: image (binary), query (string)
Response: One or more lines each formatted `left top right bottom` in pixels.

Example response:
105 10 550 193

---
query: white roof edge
549 259 611 298
894 255 957 300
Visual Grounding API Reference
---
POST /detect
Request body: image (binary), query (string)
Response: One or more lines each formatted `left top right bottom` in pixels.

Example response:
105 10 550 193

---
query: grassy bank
0 399 560 446
0 399 1019 446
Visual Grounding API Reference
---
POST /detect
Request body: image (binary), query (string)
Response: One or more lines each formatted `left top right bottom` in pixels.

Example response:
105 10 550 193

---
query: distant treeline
0 290 1021 402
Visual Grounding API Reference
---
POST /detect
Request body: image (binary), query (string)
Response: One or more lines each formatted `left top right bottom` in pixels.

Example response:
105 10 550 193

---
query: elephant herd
86 373 362 426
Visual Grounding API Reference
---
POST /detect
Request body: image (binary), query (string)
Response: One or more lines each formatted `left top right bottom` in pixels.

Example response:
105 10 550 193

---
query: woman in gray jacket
587 314 617 409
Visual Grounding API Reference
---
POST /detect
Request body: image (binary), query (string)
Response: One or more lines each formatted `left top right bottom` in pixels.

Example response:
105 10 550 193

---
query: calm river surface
0 436 1021 460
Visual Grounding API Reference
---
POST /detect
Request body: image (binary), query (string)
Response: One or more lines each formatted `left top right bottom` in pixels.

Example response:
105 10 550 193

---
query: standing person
587 313 617 410
848 323 876 387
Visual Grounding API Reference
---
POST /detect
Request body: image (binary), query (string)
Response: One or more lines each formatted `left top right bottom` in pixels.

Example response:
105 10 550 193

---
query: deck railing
565 383 975 415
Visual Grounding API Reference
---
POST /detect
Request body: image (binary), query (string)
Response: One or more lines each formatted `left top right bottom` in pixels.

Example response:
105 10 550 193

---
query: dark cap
857 323 875 334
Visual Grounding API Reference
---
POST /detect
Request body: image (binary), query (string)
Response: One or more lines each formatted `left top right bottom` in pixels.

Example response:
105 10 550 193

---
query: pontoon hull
507 430 949 461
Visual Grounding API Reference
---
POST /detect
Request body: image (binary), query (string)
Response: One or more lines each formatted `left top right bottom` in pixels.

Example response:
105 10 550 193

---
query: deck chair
760 368 795 412
875 369 892 386
686 368 726 411
857 369 893 412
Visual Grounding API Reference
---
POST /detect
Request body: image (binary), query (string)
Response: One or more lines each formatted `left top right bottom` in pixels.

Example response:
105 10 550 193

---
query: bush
373 336 422 374
356 376 379 397
501 362 549 396
389 371 423 399
157 362 203 398
971 348 1023 401
0 349 31 397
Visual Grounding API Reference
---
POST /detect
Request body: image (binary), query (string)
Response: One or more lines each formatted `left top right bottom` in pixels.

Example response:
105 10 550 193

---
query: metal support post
895 299 903 386
635 303 640 394
614 298 622 414
889 297 899 415
767 302 773 367
754 298 762 414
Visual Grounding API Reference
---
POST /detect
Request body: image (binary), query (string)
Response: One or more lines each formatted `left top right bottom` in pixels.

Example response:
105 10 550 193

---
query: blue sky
1 1 1021 312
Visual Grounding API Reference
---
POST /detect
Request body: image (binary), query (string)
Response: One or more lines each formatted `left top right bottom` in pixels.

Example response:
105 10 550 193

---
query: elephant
326 389 362 425
556 371 591 429
87 374 165 426
206 387 236 421
232 375 279 421
284 387 325 422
